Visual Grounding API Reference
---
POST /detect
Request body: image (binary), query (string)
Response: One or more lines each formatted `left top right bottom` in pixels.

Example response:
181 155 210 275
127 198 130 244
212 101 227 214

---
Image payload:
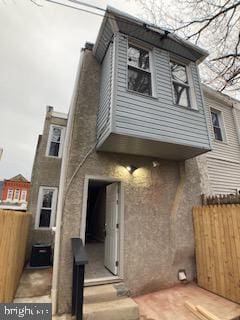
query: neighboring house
0 174 30 211
200 86 240 195
49 7 212 314
28 106 67 248
0 180 4 201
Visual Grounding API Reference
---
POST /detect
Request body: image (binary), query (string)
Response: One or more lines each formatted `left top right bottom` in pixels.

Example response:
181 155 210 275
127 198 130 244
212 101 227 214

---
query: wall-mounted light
178 269 187 281
152 160 160 167
126 165 137 174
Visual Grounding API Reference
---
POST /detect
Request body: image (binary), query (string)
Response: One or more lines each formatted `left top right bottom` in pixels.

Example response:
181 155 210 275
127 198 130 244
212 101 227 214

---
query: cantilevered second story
94 7 211 160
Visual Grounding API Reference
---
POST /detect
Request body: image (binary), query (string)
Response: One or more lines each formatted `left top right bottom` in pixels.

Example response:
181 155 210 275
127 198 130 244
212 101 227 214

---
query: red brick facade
1 175 30 203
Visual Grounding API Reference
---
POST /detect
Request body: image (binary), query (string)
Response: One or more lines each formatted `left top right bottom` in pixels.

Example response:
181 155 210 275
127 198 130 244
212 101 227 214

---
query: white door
104 182 119 275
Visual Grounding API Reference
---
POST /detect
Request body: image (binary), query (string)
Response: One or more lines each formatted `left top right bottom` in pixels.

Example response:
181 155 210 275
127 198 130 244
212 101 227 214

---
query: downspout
52 51 84 315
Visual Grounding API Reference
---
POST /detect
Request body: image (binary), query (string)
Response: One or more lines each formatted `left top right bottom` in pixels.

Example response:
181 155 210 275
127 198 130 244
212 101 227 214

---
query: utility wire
67 0 105 12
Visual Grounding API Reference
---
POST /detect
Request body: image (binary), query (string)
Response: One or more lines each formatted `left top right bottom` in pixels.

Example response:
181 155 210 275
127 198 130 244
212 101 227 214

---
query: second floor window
127 44 152 96
46 125 65 158
6 189 13 201
14 189 20 201
35 187 58 229
21 190 27 202
211 109 224 141
170 61 190 108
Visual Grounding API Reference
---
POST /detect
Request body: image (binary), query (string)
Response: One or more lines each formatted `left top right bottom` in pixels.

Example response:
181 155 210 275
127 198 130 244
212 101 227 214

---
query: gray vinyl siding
203 93 240 194
204 95 240 163
113 33 210 150
207 158 240 194
97 43 113 143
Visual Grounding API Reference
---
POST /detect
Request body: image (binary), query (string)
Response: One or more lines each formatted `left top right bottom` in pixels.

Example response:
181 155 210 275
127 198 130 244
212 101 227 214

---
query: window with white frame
211 109 224 141
20 190 27 202
46 125 65 158
127 43 152 96
13 189 20 202
35 187 58 229
170 60 191 108
6 189 13 201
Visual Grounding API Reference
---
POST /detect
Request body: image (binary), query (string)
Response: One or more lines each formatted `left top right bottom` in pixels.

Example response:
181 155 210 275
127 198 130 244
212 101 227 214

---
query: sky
0 0 140 180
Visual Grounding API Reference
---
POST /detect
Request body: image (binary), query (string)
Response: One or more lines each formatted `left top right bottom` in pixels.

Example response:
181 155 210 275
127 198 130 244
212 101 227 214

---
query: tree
131 0 240 95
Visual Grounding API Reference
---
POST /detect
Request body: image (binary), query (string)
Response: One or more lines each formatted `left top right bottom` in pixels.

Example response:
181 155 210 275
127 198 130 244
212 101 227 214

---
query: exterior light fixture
178 269 187 281
152 160 160 167
126 165 137 174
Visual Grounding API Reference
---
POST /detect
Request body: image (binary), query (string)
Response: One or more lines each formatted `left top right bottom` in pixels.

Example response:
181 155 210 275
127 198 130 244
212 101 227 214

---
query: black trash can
30 244 52 267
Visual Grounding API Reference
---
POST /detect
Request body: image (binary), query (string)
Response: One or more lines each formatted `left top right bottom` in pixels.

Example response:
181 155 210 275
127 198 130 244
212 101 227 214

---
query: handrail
71 238 88 320
72 238 88 265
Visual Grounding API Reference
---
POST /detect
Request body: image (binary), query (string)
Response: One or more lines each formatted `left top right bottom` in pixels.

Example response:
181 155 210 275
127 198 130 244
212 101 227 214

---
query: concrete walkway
134 283 240 320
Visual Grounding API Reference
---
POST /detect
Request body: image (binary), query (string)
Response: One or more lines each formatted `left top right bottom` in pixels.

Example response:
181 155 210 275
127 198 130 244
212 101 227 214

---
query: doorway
81 176 123 283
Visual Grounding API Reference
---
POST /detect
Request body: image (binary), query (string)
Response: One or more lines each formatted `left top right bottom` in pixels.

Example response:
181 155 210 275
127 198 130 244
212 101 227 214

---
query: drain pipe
52 51 84 315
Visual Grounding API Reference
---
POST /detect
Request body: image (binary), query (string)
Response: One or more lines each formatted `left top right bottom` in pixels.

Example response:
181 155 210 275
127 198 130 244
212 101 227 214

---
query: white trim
20 189 27 202
45 125 66 158
51 111 68 120
6 188 14 201
169 56 198 110
80 175 124 281
210 108 227 143
126 38 156 98
35 186 58 230
13 189 20 202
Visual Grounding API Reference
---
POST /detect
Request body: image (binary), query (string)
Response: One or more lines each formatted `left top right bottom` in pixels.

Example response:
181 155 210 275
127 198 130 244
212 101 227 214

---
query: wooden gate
193 205 240 304
0 210 31 302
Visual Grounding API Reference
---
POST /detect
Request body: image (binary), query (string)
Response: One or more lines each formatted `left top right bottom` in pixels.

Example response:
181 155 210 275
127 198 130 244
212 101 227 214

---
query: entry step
83 297 139 320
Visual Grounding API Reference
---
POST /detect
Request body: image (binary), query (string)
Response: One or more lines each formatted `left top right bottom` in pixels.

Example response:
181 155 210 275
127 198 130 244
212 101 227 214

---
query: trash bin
29 244 52 267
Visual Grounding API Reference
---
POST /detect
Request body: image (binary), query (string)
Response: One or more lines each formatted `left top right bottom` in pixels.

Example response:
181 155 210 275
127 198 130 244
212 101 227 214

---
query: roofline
105 6 209 61
202 84 240 107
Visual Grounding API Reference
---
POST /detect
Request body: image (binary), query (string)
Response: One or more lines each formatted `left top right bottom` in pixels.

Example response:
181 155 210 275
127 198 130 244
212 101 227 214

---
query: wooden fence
0 210 32 302
193 205 240 304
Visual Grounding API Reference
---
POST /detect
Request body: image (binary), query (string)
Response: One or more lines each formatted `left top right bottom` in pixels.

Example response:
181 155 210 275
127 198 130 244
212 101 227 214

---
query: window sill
214 139 228 145
35 227 52 231
127 89 158 100
45 155 62 159
173 103 199 113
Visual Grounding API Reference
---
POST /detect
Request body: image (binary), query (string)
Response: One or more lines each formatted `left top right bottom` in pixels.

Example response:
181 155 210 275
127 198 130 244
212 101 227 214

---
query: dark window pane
49 142 60 156
173 82 190 108
52 127 61 143
213 127 223 141
42 190 53 208
211 112 220 127
39 209 51 227
171 62 188 83
128 66 152 95
128 45 149 70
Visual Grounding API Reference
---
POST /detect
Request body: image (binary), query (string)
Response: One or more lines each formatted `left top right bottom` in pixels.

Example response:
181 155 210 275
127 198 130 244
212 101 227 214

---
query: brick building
0 174 30 210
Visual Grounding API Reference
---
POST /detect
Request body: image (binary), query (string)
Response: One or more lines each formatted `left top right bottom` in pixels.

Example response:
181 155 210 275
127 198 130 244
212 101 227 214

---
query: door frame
80 175 124 284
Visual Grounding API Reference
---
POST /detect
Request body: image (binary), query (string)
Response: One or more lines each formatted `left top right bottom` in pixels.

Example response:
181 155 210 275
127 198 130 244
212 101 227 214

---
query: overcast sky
0 0 140 180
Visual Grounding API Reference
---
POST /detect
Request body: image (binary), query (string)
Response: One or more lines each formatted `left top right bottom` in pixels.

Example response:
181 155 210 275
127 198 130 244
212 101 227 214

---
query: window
6 189 13 201
35 187 58 229
170 61 191 108
21 190 27 202
46 125 65 158
13 189 20 202
211 110 224 141
127 44 152 96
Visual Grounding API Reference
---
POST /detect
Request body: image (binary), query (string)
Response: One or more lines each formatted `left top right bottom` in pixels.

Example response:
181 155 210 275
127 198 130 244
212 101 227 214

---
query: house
200 86 240 195
46 7 212 315
28 106 67 248
0 174 30 211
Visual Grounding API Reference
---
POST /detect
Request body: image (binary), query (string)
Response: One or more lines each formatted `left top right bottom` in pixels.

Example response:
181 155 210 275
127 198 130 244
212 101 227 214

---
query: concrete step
14 295 51 303
83 298 139 320
84 283 130 304
84 284 118 304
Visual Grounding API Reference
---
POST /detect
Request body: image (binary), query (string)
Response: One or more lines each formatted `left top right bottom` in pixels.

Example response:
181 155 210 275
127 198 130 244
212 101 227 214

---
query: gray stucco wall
57 48 203 314
28 110 67 252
